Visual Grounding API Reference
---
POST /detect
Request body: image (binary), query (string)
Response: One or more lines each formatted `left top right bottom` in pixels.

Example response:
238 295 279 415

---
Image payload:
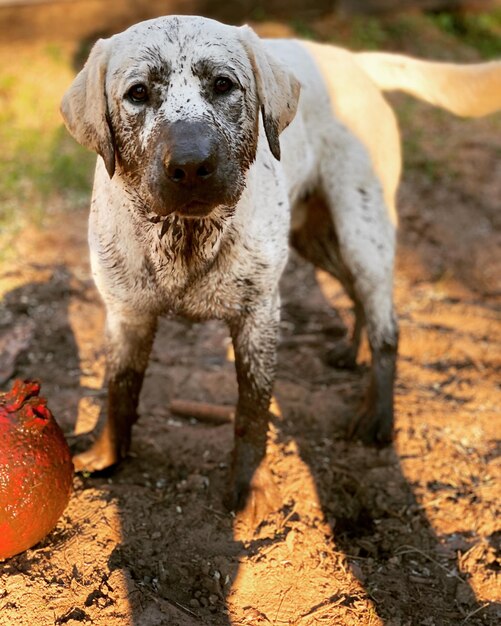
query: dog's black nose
163 121 218 186
166 156 216 184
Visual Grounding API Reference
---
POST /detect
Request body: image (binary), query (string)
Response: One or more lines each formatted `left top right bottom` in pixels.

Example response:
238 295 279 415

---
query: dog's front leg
73 310 157 472
227 294 281 521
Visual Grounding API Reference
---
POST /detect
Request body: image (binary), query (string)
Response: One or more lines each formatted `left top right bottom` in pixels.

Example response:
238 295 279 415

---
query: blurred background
0 0 501 249
1 0 501 248
2 0 501 42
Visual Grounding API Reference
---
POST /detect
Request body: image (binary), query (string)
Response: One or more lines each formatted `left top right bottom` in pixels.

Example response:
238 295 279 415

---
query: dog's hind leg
293 164 398 444
327 157 398 445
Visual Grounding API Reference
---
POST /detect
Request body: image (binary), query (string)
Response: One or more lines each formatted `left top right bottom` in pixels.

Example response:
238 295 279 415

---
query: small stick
169 399 234 424
461 602 489 624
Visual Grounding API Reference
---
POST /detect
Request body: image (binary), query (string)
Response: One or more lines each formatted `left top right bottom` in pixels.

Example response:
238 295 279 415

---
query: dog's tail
355 52 501 118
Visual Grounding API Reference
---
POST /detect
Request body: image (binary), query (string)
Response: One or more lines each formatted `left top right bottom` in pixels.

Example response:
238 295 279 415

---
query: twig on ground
396 544 465 583
461 602 490 623
169 399 234 424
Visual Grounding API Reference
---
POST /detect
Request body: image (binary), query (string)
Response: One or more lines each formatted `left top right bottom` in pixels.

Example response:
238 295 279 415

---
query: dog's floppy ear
60 38 116 178
239 26 301 160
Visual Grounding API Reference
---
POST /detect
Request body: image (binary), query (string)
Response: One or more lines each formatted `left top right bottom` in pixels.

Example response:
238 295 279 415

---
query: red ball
0 380 74 560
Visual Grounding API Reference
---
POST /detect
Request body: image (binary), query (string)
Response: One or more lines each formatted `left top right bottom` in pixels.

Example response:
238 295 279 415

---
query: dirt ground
0 10 500 626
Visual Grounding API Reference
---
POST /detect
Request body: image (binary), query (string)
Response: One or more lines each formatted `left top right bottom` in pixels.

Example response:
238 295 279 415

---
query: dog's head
61 16 300 219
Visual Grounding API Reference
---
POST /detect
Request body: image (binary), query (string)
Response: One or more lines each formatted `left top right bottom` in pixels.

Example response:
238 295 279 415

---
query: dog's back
275 40 403 224
267 39 501 228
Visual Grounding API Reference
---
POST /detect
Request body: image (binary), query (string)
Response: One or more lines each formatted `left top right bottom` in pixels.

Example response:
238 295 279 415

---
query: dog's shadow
261 254 500 625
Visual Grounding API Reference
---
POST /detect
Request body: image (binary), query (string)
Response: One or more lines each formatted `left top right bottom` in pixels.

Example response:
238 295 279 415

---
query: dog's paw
72 447 117 473
347 407 393 446
325 340 358 370
227 460 282 526
70 429 126 473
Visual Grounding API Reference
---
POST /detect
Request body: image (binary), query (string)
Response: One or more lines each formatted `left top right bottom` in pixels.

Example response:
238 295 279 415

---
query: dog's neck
144 209 235 273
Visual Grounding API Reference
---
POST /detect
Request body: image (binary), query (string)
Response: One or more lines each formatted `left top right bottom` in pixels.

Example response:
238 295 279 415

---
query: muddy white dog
61 15 501 514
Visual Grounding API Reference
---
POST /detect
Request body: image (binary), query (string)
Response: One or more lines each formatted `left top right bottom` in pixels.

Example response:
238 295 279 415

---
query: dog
61 15 501 514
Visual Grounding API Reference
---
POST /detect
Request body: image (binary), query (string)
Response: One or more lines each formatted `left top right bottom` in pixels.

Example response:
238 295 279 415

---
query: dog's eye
126 83 149 104
213 76 234 95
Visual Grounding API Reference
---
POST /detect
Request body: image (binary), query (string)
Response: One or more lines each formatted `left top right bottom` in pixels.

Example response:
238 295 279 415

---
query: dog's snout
163 121 219 187
148 118 240 217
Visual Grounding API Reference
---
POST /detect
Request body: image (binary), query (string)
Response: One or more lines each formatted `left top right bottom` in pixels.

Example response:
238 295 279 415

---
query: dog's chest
93 217 273 322
150 251 257 321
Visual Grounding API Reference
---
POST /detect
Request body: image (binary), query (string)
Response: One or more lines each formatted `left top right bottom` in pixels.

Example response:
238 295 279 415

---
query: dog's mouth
142 163 245 222
175 200 214 218
145 198 221 224
146 199 217 220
